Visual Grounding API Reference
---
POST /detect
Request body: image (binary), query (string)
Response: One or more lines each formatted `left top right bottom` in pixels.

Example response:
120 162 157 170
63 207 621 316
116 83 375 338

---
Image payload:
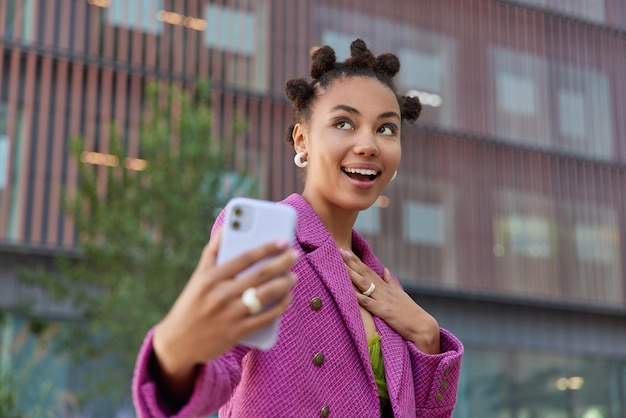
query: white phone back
217 197 297 350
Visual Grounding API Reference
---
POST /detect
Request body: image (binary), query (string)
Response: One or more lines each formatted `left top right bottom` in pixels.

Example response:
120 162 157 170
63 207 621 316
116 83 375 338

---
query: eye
335 119 354 130
378 124 398 136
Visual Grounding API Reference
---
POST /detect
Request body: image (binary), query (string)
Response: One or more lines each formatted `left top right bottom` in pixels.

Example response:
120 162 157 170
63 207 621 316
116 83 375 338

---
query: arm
407 328 463 417
132 211 298 417
132 328 248 418
340 251 464 415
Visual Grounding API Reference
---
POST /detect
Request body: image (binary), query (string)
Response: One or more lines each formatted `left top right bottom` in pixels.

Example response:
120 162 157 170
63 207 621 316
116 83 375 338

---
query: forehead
315 76 400 115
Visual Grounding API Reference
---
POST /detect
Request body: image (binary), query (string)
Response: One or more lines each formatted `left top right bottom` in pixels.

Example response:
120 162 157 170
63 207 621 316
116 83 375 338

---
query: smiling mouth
342 167 380 181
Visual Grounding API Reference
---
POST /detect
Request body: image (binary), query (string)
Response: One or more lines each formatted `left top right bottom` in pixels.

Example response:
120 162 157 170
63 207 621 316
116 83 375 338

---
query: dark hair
284 39 422 145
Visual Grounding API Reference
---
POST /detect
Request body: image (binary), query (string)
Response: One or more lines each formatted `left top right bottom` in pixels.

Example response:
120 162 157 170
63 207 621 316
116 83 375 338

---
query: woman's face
294 76 402 214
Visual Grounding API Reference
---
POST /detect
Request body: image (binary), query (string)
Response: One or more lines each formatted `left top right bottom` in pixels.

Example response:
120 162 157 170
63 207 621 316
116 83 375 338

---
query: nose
352 131 379 157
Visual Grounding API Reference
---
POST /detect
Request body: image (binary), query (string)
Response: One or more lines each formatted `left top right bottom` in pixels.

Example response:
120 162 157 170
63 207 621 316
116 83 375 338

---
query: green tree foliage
20 80 250 408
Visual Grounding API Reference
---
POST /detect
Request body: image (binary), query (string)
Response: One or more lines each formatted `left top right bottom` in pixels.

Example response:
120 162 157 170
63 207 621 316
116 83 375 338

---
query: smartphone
216 197 297 350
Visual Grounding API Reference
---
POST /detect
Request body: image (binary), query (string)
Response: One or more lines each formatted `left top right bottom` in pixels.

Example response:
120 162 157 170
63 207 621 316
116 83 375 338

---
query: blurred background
1 0 625 416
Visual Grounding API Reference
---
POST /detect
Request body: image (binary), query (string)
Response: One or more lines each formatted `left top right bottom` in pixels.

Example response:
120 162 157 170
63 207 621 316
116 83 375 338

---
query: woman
133 39 463 417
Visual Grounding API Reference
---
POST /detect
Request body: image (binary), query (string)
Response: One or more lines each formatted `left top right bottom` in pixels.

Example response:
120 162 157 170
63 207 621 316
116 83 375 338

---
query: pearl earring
391 170 397 181
294 152 308 168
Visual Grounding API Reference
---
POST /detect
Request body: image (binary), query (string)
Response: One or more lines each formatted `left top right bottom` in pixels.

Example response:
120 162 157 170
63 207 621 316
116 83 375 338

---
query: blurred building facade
1 0 625 416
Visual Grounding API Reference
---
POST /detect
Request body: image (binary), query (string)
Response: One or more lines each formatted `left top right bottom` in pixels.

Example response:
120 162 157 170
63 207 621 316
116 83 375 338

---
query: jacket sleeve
133 208 237 417
132 327 249 418
408 328 464 417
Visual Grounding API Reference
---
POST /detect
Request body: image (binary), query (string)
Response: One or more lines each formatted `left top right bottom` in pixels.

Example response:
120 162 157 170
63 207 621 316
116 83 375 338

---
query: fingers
197 228 223 270
340 249 379 294
238 271 297 317
218 239 297 282
238 291 293 337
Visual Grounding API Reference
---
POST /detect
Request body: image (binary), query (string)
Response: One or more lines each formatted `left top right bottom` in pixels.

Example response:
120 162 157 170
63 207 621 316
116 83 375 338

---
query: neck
301 192 357 251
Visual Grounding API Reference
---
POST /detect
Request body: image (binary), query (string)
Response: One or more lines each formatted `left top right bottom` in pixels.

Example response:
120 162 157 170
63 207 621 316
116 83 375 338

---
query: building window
0 102 9 190
106 0 163 34
202 1 268 92
553 65 613 159
491 48 551 147
558 90 586 140
394 178 457 287
0 135 9 190
505 215 552 258
354 204 380 236
403 201 445 246
575 223 619 264
493 47 614 160
2 0 35 43
457 348 625 418
493 190 558 298
322 30 360 61
204 4 256 56
496 73 537 116
566 202 622 304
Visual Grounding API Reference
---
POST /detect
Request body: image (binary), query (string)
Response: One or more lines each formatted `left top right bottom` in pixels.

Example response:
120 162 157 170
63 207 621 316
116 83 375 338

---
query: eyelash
334 118 354 130
378 124 398 135
334 118 398 136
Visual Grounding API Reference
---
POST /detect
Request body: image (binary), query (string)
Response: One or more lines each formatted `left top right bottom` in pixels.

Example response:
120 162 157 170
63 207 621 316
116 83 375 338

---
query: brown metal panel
72 0 87 54
42 0 55 47
184 0 200 77
87 3 101 56
0 0 7 36
102 7 115 60
47 59 69 247
9 0 25 43
62 61 85 247
14 53 38 243
158 2 172 72
126 74 142 159
96 68 113 197
57 0 72 50
30 55 54 245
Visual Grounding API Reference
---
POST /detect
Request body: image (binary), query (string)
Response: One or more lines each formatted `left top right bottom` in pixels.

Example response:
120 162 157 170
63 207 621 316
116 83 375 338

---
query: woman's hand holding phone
151 228 298 406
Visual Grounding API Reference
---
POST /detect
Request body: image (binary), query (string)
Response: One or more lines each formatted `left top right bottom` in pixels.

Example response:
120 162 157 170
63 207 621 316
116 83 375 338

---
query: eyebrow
330 104 400 121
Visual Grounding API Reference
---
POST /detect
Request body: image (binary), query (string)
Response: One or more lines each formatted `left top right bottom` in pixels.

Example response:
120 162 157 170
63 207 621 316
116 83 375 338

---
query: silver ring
362 283 376 297
241 287 262 315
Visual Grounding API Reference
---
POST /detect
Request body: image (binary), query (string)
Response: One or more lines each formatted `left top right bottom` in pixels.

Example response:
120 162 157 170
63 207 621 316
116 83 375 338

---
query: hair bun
310 45 337 80
399 96 422 122
375 53 400 78
346 38 376 69
285 78 315 109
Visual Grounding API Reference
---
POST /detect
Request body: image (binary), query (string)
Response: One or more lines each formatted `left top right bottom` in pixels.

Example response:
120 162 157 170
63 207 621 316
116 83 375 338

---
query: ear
292 123 307 153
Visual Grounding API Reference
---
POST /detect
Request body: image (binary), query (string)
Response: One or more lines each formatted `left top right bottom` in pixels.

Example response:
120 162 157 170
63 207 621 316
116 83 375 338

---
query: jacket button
443 366 451 375
320 405 330 417
435 392 444 402
313 352 325 367
440 380 449 389
310 297 323 311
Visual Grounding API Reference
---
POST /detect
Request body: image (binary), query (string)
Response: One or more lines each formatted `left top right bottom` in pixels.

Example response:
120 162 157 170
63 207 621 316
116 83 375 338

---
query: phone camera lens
234 207 243 216
232 220 241 230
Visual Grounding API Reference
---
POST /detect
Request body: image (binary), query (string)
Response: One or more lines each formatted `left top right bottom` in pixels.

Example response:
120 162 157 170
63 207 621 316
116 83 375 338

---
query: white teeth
343 168 378 176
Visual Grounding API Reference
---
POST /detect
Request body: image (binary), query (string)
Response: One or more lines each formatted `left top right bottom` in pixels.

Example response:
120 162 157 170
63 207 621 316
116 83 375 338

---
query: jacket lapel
306 244 372 371
284 194 372 375
356 233 405 405
283 194 405 402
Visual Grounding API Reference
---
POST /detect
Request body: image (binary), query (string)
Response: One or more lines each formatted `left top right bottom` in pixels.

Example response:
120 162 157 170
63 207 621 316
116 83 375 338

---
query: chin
339 194 379 212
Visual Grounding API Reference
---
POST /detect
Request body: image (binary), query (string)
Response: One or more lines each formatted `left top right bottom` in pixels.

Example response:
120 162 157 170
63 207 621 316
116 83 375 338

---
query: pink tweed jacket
132 194 463 417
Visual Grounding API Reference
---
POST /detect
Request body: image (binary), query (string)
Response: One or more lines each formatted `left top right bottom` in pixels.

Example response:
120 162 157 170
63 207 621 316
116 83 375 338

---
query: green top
368 332 390 403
